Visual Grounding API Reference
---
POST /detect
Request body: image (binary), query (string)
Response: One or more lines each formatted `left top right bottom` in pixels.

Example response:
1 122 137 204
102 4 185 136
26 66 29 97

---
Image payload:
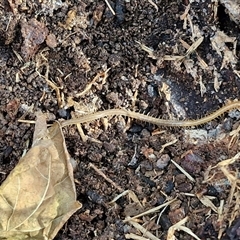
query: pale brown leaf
0 113 81 239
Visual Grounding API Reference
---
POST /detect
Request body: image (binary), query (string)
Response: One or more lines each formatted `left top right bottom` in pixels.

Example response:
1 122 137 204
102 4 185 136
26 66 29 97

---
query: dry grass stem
215 152 240 167
202 152 240 238
183 36 204 59
228 125 240 149
160 139 178 153
18 104 34 121
171 159 195 182
217 199 225 239
36 65 64 108
180 4 190 21
124 198 176 223
75 69 110 98
17 119 36 124
156 205 168 236
109 190 143 207
234 70 240 78
104 0 115 15
163 55 184 61
179 38 208 69
196 194 218 213
151 130 166 136
12 49 24 63
125 217 159 240
147 0 158 11
212 0 218 20
135 41 156 59
125 233 150 240
167 217 201 240
89 163 124 192
71 112 88 142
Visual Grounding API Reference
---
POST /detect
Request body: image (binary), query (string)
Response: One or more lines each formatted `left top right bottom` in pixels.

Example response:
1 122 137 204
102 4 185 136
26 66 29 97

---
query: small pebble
164 180 174 194
1 146 13 163
207 185 219 197
57 108 71 119
106 92 118 103
147 84 157 97
159 214 172 230
229 110 240 120
156 154 170 170
226 217 240 240
181 151 203 174
46 33 58 48
223 118 233 131
140 174 156 188
128 124 143 133
87 190 105 205
103 141 116 153
140 160 153 172
177 182 193 192
139 100 148 110
140 128 151 138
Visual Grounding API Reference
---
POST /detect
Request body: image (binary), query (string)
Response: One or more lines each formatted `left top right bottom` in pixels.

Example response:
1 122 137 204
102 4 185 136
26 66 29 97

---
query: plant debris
21 18 49 60
0 112 81 239
1 0 240 239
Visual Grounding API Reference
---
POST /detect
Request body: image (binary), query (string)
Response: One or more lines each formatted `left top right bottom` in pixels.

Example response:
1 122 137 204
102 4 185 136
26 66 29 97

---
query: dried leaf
0 112 81 239
21 19 49 60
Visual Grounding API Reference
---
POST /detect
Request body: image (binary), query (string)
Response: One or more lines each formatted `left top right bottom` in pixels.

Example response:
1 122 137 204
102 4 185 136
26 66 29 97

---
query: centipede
61 101 240 128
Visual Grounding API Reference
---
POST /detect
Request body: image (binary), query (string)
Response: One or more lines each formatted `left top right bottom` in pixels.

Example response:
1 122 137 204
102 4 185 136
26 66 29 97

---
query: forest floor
0 0 240 239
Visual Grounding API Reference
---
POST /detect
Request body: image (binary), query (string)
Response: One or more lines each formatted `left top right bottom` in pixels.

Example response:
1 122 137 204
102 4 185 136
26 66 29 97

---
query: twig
89 163 123 192
171 159 195 182
125 217 159 240
124 198 176 223
147 0 158 12
104 0 115 15
125 233 150 240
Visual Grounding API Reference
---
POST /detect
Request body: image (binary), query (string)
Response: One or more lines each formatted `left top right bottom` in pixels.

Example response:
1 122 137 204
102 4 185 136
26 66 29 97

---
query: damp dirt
1 0 240 239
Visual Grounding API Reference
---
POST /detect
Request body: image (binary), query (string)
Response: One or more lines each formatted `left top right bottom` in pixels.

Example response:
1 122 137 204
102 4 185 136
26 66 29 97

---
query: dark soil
1 0 240 239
